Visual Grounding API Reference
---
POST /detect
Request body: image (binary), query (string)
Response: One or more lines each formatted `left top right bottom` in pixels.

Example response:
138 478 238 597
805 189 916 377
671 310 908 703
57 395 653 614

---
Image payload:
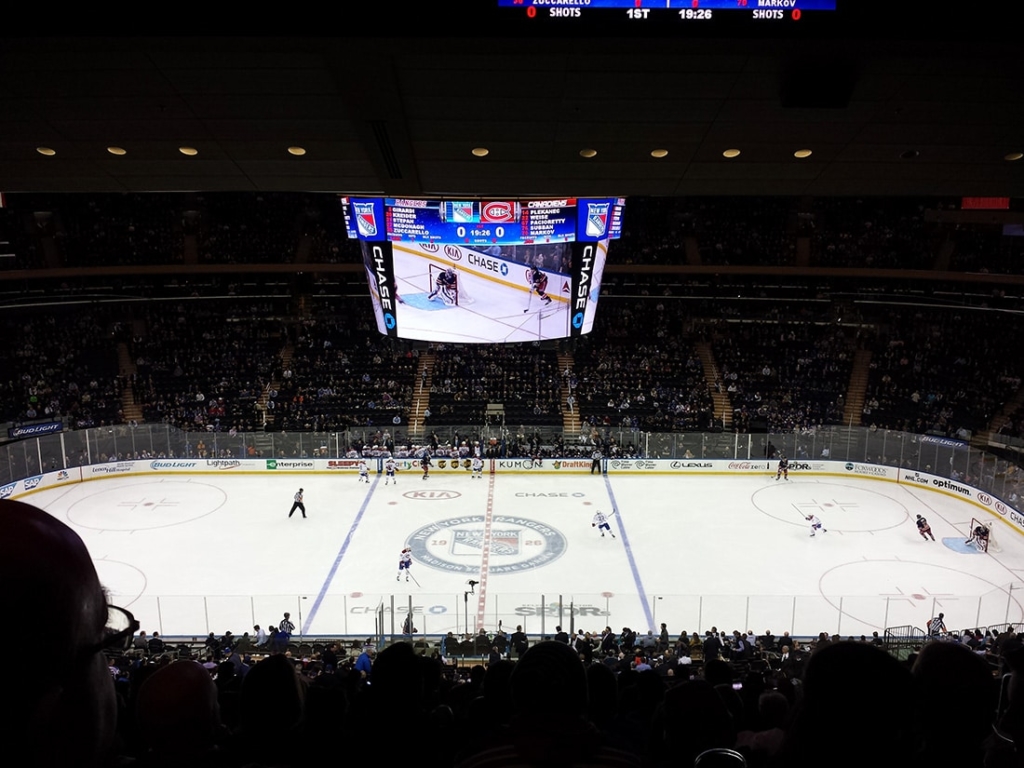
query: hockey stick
407 570 421 588
523 287 534 313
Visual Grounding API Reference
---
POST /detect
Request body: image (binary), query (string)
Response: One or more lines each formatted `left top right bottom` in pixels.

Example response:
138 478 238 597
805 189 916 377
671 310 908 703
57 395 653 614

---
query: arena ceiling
1 4 1021 200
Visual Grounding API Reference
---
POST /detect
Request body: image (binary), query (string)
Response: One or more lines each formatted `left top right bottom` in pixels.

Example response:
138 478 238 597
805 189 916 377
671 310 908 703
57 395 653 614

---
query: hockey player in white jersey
358 459 370 483
806 514 827 537
397 547 413 581
471 456 484 479
384 457 397 485
592 510 616 538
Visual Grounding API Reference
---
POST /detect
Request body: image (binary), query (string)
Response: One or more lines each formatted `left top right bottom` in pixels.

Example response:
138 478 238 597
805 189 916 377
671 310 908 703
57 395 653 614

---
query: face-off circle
407 515 567 574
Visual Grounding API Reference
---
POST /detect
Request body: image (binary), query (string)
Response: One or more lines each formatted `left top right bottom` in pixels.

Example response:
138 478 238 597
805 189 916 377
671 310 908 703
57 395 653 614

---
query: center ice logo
407 515 567 574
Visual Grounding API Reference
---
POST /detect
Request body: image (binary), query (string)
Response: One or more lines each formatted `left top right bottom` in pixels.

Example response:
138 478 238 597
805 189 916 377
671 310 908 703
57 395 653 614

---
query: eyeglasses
83 605 140 659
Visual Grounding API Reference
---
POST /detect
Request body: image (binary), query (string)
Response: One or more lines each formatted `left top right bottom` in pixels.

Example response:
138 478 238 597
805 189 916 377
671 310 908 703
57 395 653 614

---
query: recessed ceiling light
178 146 198 156
107 146 127 156
650 149 669 159
580 148 598 158
1005 152 1023 162
793 149 813 159
900 149 919 159
471 147 489 157
36 147 56 156
722 148 741 158
287 146 306 156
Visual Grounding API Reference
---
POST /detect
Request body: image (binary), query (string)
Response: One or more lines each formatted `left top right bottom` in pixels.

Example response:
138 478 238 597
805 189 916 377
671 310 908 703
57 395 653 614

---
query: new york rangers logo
453 529 521 556
451 203 475 223
354 203 378 238
585 203 609 238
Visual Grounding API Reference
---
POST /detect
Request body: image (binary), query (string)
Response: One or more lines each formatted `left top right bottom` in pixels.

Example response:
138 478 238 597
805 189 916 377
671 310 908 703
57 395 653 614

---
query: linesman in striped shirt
288 488 306 519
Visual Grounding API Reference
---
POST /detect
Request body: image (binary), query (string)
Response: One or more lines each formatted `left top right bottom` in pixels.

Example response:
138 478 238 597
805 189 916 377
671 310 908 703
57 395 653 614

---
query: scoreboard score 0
343 197 625 246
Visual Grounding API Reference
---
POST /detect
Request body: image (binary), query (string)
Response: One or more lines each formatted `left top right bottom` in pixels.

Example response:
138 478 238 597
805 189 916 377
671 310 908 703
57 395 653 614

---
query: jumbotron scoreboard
342 197 624 246
341 196 623 344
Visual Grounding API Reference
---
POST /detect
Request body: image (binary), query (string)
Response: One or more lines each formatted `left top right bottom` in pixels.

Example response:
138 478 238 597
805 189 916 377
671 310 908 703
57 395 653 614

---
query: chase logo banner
567 241 596 337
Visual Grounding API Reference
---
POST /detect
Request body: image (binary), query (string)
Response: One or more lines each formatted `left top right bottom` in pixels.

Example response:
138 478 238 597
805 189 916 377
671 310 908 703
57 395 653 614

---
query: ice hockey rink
19 469 1024 641
390 243 576 344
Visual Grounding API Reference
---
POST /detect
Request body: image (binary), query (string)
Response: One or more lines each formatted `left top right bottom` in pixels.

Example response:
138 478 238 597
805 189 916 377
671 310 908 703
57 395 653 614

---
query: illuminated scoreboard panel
497 0 836 21
497 0 836 7
347 197 622 245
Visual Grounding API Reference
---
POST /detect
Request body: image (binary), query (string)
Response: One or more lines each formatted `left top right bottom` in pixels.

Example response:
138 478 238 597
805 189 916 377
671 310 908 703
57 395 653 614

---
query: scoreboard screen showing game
344 197 621 344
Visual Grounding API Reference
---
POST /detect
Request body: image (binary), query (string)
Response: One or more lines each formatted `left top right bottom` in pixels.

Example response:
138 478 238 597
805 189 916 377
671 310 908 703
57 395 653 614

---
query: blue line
303 474 379 634
603 474 654 631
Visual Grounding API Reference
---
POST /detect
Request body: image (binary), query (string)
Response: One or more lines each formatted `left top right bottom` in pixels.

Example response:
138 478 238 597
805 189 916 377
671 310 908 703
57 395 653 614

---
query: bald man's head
0 499 116 767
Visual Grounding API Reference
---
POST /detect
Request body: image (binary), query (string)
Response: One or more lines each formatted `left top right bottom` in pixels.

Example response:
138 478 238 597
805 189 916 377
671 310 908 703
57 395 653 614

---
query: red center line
475 470 497 632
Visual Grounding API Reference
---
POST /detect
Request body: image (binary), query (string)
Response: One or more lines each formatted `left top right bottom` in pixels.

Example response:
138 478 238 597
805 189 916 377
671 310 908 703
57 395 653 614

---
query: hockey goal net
969 517 1000 552
428 263 474 305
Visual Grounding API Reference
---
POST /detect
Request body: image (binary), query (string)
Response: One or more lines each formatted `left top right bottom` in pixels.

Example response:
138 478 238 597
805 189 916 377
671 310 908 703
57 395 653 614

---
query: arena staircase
256 343 293 431
116 342 143 423
557 352 581 436
842 349 873 426
684 237 701 265
694 341 732 431
975 384 1024 447
408 351 435 441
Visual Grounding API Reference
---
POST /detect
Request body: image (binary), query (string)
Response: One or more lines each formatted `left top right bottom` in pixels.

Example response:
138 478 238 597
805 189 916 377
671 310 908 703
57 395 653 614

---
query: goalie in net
428 265 473 306
966 518 999 552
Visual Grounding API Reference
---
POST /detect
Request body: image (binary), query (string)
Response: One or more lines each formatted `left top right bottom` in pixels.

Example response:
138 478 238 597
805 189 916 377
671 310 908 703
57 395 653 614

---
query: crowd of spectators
0 204 45 270
807 197 940 270
862 307 1021 436
710 320 855 433
573 300 717 432
427 343 562 427
0 309 124 427
131 302 285 433
52 193 185 268
279 301 417 432
692 197 796 267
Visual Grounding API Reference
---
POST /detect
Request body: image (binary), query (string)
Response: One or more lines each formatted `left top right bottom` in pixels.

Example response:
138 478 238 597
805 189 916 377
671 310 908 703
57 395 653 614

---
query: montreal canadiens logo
482 201 515 222
407 515 566 574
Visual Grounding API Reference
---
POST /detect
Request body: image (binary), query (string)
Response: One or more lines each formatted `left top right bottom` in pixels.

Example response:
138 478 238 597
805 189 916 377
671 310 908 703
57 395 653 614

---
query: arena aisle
23 469 1024 640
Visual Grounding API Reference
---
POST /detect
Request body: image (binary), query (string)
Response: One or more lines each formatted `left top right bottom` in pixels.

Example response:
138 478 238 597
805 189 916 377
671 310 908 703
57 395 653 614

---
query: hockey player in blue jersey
428 268 458 304
776 455 790 481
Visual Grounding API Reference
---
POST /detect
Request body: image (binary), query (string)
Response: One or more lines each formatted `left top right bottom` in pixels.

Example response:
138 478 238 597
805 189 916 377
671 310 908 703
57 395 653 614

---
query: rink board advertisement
0 468 78 500
4 458 1021 538
898 467 1022 532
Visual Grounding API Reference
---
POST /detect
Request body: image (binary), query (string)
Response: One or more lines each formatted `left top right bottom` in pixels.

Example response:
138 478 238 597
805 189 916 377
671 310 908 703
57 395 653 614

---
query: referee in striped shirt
288 488 306 519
